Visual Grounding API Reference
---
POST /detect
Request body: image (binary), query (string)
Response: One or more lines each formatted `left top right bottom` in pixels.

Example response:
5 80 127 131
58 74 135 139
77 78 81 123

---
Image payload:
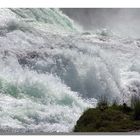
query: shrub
111 99 132 114
97 95 109 111
112 99 119 107
111 99 121 110
122 103 132 113
131 95 140 120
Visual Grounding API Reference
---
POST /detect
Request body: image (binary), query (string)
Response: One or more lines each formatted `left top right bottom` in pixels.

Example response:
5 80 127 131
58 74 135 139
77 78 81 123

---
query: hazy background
61 8 140 38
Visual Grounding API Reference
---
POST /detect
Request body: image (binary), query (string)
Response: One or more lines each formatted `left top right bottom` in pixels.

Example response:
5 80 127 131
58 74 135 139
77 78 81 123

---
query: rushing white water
0 8 140 133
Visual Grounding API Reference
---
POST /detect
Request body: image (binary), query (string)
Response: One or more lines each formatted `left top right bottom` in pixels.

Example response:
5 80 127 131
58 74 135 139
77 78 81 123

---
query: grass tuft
131 95 140 120
97 95 109 111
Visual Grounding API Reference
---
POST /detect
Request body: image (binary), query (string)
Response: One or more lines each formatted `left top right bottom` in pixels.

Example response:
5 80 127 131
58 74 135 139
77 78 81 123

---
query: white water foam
0 8 140 133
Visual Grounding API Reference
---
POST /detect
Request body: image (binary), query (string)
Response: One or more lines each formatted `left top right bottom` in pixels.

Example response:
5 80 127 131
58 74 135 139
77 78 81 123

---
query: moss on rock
74 106 140 132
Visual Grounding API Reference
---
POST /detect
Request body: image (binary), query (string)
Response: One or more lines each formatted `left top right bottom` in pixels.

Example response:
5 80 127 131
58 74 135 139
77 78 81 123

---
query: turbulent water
0 8 140 133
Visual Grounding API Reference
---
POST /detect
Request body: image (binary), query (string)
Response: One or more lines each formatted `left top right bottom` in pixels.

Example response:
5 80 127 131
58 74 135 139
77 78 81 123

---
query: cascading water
0 8 140 133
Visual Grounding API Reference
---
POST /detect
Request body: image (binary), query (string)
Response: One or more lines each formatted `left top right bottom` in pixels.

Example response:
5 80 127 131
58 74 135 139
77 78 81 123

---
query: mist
61 8 140 38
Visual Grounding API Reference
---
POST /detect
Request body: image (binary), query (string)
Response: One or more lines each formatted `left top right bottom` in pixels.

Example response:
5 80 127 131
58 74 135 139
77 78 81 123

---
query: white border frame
0 0 140 8
0 0 140 139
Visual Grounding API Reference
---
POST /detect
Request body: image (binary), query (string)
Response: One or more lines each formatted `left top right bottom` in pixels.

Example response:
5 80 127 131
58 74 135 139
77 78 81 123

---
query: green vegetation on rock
74 95 140 132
